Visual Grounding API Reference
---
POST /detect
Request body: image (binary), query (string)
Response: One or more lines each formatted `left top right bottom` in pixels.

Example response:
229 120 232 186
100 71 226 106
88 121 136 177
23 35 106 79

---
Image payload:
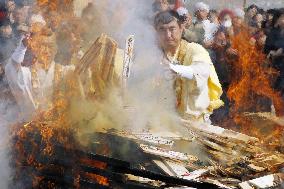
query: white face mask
222 20 232 28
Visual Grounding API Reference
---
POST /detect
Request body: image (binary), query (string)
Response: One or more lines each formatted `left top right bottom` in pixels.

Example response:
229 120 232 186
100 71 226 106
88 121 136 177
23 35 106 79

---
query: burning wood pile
12 122 222 189
12 120 284 188
11 34 284 189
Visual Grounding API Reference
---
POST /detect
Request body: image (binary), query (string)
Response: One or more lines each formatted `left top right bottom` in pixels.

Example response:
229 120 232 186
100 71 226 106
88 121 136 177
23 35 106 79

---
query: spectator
194 2 218 45
251 12 264 30
5 0 16 23
263 9 277 36
183 10 205 44
174 6 205 44
232 8 246 35
219 9 235 37
11 4 29 43
210 28 233 126
152 0 170 15
264 9 284 103
211 28 232 90
209 9 220 25
245 4 259 24
251 29 266 49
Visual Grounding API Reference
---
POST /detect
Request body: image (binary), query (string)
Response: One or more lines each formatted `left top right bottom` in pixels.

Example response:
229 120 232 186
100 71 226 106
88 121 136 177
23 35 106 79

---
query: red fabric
174 0 182 10
0 11 6 20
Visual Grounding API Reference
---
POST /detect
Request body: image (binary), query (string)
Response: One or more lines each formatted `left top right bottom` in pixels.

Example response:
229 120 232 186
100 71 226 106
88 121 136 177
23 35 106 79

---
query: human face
276 15 284 29
0 25 12 38
222 14 232 23
156 20 183 52
196 9 208 21
233 16 243 28
221 14 233 28
159 0 169 11
209 12 219 24
184 13 192 28
13 8 27 24
247 7 257 18
214 31 227 49
267 14 273 22
6 0 15 12
154 0 169 12
255 13 263 24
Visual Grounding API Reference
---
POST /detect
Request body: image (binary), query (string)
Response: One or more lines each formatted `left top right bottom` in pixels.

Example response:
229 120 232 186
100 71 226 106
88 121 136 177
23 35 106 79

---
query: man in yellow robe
154 10 223 123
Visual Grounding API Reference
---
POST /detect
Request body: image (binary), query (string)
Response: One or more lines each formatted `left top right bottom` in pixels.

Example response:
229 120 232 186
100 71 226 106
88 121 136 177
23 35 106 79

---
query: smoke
68 0 183 146
0 98 19 189
0 0 182 187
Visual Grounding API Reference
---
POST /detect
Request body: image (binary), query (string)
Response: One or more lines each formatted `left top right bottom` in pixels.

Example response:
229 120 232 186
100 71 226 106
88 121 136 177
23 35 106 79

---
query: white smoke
87 0 181 132
0 98 19 189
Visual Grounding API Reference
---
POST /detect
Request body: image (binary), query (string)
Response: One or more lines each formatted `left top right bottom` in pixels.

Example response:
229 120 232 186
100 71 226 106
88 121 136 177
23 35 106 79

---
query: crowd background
0 0 284 126
185 0 282 10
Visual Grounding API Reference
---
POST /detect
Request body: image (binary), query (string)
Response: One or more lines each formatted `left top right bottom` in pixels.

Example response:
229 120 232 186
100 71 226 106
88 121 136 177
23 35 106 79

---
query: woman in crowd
218 9 235 37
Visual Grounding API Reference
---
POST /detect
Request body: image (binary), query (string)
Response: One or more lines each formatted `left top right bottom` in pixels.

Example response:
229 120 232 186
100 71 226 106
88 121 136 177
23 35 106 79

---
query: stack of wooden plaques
183 123 284 183
75 34 121 100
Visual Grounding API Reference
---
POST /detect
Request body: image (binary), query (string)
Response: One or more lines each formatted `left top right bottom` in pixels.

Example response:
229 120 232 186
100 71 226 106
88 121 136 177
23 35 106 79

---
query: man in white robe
5 38 36 120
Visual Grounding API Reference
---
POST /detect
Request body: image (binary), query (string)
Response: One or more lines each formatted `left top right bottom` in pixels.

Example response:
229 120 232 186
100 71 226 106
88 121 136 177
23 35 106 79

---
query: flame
12 2 113 187
81 159 109 186
226 27 284 143
37 0 74 12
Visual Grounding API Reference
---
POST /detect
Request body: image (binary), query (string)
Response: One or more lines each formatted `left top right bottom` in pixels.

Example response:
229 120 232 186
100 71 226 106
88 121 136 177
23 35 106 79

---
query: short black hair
247 4 259 11
267 9 277 15
272 8 284 28
209 9 218 14
257 8 266 15
154 10 183 29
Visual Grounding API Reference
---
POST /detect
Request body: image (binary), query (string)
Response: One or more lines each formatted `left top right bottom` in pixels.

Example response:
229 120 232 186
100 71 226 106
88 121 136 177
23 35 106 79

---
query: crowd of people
0 0 283 124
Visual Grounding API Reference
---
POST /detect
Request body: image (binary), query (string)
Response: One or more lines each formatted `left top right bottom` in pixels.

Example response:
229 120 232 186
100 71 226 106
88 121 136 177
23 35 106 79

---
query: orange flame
226 27 284 140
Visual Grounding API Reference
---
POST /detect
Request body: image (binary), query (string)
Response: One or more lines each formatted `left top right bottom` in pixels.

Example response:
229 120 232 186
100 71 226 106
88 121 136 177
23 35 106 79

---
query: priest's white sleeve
169 60 211 116
169 62 210 89
169 64 194 79
5 40 36 120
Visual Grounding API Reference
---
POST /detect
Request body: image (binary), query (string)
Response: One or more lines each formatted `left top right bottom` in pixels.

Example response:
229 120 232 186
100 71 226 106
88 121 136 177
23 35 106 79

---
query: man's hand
169 64 193 79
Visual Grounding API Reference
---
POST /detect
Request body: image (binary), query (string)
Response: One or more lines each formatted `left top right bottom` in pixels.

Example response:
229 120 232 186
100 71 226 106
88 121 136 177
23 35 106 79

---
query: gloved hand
169 64 194 79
